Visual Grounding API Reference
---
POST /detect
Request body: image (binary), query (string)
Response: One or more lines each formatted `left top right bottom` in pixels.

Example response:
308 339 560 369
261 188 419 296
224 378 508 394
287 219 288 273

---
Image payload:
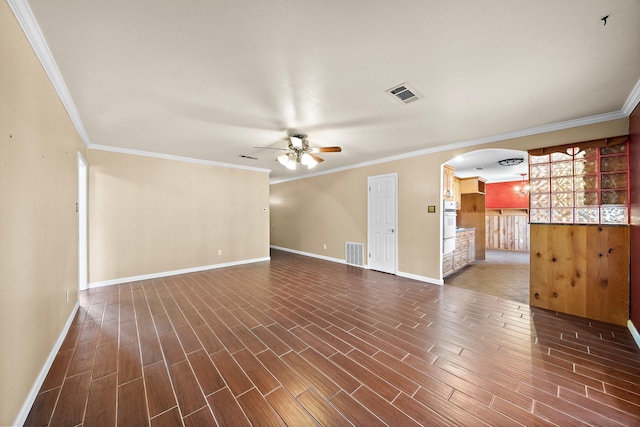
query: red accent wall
630 105 640 328
485 181 530 209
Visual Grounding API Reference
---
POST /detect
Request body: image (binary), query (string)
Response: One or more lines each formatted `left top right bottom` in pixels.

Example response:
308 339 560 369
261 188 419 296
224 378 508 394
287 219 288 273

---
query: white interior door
368 174 397 274
78 152 88 291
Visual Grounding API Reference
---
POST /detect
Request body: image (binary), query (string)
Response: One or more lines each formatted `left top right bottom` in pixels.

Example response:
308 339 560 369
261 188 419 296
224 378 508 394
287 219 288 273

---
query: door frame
367 173 398 274
77 152 88 291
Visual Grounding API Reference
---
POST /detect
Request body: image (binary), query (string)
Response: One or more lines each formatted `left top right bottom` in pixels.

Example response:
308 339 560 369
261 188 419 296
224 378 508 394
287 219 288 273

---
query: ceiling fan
257 134 342 170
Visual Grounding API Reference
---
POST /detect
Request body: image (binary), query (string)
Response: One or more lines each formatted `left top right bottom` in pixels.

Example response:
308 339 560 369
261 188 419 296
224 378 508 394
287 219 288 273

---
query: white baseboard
88 257 271 288
13 301 80 427
270 245 368 268
397 271 443 285
628 320 640 349
270 246 442 287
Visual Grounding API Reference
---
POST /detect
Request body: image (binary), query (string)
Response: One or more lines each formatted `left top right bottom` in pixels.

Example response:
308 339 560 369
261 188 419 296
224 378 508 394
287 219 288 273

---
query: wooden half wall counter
530 224 630 326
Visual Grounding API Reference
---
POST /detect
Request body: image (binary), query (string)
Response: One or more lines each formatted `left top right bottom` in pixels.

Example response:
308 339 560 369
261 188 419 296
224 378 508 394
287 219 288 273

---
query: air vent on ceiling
386 82 422 104
238 155 259 160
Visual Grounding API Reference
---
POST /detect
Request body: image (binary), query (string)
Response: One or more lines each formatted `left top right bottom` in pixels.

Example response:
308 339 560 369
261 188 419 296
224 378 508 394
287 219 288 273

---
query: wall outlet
66 290 69 303
218 249 223 255
323 244 327 250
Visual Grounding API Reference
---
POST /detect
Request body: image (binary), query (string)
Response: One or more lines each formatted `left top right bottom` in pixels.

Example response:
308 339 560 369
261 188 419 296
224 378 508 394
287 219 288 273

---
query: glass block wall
529 143 629 224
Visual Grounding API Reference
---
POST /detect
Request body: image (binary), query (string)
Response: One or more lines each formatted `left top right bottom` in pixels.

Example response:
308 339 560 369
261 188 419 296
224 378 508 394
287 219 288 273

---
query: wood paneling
629 104 640 327
485 209 529 252
530 224 629 325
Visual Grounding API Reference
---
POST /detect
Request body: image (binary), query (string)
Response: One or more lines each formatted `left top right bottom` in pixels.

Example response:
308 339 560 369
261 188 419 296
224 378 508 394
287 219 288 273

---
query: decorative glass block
530 164 550 179
601 207 627 224
601 190 627 205
601 144 626 155
575 208 599 224
601 172 627 189
582 147 598 158
529 179 550 193
551 208 573 223
529 155 549 164
551 177 573 192
575 191 599 206
552 193 573 207
574 175 598 191
551 161 572 177
528 142 629 225
574 159 597 175
551 152 572 161
530 193 550 208
600 155 626 172
530 209 550 223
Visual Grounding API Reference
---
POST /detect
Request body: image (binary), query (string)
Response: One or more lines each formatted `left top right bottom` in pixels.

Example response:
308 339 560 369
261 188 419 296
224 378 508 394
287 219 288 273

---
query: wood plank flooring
445 249 530 304
25 249 640 426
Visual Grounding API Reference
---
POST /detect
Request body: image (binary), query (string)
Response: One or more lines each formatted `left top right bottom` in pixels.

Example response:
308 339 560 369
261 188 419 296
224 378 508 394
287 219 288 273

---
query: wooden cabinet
443 165 455 201
530 224 629 326
443 228 476 277
458 193 486 260
459 176 487 194
467 231 476 262
442 253 454 276
454 177 461 209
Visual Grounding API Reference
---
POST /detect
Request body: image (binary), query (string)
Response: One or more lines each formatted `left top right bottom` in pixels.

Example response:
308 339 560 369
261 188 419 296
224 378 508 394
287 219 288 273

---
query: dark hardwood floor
25 249 640 426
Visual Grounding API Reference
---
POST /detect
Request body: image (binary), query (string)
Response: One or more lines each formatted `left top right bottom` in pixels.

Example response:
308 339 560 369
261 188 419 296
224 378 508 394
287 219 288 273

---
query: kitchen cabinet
443 165 455 201
443 228 476 277
454 177 461 209
459 176 487 194
458 193 486 260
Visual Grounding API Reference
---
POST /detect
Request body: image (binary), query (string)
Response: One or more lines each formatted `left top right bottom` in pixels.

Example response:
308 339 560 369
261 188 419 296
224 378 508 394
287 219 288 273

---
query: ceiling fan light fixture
498 157 524 166
285 153 298 170
290 136 304 149
300 153 318 169
277 153 290 166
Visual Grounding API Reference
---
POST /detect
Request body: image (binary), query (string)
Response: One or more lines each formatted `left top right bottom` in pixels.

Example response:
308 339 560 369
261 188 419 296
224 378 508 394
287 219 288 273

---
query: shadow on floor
444 249 530 304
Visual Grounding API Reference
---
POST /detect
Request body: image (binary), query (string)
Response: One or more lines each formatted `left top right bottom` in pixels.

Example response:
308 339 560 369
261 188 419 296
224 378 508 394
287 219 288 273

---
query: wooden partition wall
485 209 529 252
530 224 630 325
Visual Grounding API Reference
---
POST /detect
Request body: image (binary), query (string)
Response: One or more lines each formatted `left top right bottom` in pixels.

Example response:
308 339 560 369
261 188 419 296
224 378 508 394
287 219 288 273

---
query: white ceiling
447 148 529 183
12 0 640 182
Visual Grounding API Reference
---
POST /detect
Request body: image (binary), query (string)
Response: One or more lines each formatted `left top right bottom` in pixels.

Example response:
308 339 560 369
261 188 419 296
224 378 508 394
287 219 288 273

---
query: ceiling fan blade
309 153 324 163
312 146 342 153
253 146 289 151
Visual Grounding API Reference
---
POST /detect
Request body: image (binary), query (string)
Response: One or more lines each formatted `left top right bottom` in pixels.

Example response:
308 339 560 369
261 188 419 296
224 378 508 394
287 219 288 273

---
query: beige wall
0 2 87 424
88 150 270 283
270 119 628 281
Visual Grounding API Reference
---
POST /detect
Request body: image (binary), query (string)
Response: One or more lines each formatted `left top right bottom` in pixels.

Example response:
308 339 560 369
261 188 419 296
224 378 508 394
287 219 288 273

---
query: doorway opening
442 149 530 304
78 152 88 291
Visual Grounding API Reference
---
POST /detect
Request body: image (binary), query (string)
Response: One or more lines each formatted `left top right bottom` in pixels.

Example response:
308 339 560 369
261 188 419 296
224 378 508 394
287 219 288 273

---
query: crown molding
622 77 640 116
270 109 628 185
89 144 272 174
8 0 91 147
10 0 638 182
